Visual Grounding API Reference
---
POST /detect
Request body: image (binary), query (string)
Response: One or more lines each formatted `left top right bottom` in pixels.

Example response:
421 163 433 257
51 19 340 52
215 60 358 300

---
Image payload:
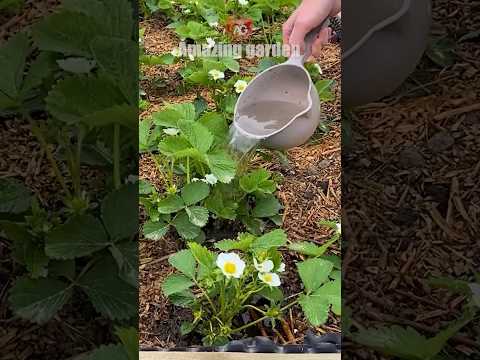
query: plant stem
243 304 267 315
231 299 300 334
25 114 71 198
113 124 121 189
186 156 190 183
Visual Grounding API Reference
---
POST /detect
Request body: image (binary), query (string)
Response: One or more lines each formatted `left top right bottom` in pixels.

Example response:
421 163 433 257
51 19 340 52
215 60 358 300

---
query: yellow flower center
263 274 273 283
224 262 236 274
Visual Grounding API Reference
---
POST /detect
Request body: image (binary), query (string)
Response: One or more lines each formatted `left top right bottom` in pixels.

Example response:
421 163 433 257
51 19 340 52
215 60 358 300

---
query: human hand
283 0 340 57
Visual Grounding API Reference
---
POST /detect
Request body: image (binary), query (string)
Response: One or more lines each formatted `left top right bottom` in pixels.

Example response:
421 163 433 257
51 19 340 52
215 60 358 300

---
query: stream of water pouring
228 100 305 155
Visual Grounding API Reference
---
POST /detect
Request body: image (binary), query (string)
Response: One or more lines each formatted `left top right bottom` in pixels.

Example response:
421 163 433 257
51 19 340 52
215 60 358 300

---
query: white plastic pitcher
231 20 330 150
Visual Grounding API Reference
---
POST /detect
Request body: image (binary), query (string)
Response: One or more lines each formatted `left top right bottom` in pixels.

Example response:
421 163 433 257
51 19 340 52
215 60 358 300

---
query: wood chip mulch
343 0 480 358
139 13 341 348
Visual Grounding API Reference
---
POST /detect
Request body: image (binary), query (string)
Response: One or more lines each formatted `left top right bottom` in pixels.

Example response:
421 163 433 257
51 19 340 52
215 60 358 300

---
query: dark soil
343 0 480 358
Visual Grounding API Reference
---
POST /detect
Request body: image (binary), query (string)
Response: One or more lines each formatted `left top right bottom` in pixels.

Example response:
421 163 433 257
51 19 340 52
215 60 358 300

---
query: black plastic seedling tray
140 332 341 354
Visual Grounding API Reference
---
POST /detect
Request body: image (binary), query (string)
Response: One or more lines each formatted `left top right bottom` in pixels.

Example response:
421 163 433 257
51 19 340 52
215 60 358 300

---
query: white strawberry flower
188 53 195 61
336 223 341 234
209 21 219 28
192 178 201 182
238 0 248 6
204 174 218 185
254 258 274 273
206 37 216 49
234 80 248 93
217 253 246 279
208 69 225 81
259 272 281 287
163 128 179 136
277 262 286 273
183 8 191 14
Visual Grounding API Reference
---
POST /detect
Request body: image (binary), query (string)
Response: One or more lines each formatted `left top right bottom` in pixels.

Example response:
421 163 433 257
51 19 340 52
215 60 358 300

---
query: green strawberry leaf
169 249 196 279
46 214 110 259
181 182 210 206
206 151 236 184
143 220 169 240
178 119 213 154
185 206 209 227
215 233 256 252
157 194 184 214
109 241 138 288
299 293 330 326
0 178 31 214
239 169 275 194
172 211 201 240
252 193 282 218
114 327 138 360
252 229 287 251
297 258 333 293
9 277 73 324
101 184 138 241
162 274 194 296
78 258 137 320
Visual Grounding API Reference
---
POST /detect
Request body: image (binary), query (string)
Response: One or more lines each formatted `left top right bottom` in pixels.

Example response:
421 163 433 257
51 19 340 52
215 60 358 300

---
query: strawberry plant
163 229 341 345
0 0 138 355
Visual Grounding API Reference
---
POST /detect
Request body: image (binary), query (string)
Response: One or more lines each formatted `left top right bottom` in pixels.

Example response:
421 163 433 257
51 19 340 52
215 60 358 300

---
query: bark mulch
343 0 479 358
139 12 341 348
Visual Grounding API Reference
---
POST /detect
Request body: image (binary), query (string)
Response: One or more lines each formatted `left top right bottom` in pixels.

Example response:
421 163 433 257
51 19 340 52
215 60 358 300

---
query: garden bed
139 2 341 350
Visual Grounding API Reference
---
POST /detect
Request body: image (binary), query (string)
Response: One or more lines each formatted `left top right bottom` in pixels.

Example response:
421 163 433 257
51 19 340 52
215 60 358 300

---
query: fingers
311 28 332 57
288 20 312 54
282 9 298 46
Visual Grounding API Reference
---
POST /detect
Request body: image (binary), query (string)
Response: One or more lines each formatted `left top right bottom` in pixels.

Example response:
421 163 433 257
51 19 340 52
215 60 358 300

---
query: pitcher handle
287 18 330 67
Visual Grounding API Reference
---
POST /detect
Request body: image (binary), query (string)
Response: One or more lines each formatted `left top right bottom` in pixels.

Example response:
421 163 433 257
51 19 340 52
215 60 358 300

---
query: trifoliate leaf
239 169 275 194
172 211 201 240
157 194 184 214
162 274 194 296
78 258 137 320
90 36 137 103
46 214 110 259
9 277 73 324
158 136 192 157
181 182 210 206
169 249 196 279
180 321 196 336
206 151 236 184
178 119 213 154
221 57 240 72
297 258 333 293
252 229 287 251
0 32 29 100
